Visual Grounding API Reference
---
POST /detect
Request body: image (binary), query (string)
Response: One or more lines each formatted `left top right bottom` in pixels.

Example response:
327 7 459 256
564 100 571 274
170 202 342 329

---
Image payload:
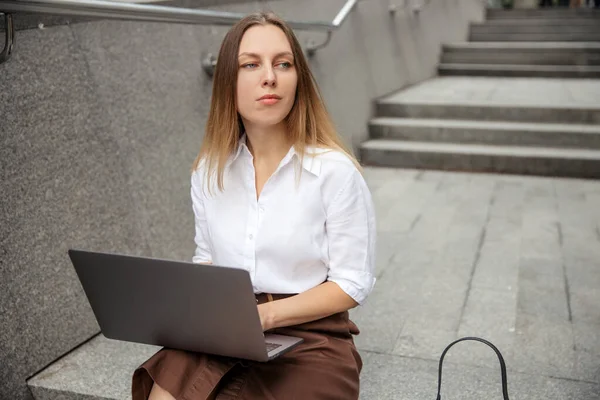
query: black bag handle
436 336 510 400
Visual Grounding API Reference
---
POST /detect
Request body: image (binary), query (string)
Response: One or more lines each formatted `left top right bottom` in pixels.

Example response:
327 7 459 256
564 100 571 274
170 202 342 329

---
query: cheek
286 73 298 94
236 76 253 114
236 75 250 98
283 75 298 110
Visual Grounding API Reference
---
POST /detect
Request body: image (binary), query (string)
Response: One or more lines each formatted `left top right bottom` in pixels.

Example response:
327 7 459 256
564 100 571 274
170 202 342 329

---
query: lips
258 94 282 101
257 94 282 106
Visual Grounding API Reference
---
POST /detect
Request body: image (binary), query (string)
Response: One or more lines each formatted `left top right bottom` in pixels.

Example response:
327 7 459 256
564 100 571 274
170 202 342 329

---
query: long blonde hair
192 12 360 192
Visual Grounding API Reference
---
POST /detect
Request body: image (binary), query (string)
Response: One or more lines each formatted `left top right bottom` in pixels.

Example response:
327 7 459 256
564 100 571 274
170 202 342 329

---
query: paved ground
380 77 600 107
352 166 600 399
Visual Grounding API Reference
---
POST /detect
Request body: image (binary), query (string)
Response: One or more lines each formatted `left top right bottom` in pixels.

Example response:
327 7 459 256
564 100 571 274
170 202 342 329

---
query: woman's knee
148 382 176 400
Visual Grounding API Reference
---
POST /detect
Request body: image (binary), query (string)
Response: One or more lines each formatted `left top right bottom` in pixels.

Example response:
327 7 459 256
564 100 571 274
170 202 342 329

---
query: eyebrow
238 51 294 59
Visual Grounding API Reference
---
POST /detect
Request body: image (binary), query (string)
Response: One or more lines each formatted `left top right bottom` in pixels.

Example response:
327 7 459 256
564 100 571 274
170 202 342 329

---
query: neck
244 121 292 165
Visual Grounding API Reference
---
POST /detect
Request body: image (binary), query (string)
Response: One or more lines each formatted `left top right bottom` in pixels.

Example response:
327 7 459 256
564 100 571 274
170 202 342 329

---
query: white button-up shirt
191 138 376 305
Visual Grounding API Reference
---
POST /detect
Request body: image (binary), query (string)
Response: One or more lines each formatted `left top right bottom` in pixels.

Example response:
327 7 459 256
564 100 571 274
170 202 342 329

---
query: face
236 24 298 130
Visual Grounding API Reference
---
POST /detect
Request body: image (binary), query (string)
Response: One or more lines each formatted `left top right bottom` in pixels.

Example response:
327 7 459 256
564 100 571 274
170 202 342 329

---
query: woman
133 11 376 400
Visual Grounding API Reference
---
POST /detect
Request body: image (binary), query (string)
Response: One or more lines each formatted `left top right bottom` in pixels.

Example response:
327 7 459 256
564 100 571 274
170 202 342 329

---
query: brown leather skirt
132 293 363 400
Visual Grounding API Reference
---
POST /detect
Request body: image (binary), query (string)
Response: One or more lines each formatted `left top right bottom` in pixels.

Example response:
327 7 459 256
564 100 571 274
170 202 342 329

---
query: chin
248 115 288 129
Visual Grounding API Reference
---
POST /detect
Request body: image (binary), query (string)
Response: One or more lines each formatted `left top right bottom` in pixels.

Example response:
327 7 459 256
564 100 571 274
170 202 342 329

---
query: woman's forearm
258 281 358 331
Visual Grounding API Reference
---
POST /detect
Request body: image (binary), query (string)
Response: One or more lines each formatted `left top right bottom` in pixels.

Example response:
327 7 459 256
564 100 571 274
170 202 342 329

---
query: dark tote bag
436 337 510 400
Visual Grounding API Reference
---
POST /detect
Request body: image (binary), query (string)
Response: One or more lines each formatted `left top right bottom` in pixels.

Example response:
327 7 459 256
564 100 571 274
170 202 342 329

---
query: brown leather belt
255 293 294 304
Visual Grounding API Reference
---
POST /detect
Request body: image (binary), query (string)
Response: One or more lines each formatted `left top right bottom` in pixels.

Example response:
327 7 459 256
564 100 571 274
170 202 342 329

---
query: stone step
470 32 600 42
438 63 600 79
487 8 600 19
480 17 600 26
378 76 600 124
442 42 600 66
377 103 600 125
27 334 160 400
369 117 600 149
359 139 600 179
472 22 600 34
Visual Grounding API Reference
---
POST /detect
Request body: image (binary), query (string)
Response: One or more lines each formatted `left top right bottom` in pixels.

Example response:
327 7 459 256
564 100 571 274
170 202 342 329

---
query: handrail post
306 31 332 57
201 52 217 78
306 0 358 57
0 12 14 64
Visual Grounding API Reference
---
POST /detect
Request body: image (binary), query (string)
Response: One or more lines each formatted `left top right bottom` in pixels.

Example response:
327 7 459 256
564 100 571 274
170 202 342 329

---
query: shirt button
259 207 264 213
249 234 254 240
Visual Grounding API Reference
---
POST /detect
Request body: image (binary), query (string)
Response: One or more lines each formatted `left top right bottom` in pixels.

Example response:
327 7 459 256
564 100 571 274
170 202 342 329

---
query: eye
242 63 258 69
277 62 292 69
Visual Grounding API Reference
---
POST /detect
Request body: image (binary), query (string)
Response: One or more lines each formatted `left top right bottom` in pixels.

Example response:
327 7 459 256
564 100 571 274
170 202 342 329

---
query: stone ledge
27 335 160 400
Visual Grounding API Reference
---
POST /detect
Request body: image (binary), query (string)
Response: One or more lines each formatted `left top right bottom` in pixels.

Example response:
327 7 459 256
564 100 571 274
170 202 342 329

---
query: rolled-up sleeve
190 171 212 264
326 169 376 305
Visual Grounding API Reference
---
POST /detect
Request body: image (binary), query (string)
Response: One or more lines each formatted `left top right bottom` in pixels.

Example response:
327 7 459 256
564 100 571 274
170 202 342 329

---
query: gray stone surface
471 181 523 291
369 117 600 149
554 180 600 327
472 21 600 33
512 312 578 379
393 323 458 360
470 32 600 42
376 99 600 124
517 284 570 321
361 352 600 400
351 273 409 354
518 257 565 291
69 19 216 262
0 26 139 400
356 168 600 394
27 335 160 400
379 76 600 111
360 139 600 179
439 63 600 79
355 168 600 398
487 8 600 19
356 169 600 397
442 42 600 67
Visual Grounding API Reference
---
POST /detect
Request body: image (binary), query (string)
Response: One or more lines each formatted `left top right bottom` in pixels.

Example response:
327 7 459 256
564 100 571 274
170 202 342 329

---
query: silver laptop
68 249 303 362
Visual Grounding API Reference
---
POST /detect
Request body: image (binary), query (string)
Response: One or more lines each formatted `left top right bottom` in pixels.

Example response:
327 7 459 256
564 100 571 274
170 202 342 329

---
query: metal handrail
0 0 358 65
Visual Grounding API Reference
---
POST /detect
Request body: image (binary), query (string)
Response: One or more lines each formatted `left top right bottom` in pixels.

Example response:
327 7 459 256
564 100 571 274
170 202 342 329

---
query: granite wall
0 0 484 398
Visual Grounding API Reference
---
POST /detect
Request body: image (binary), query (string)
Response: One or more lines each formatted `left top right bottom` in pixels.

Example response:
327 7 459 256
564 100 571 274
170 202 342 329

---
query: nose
262 65 276 88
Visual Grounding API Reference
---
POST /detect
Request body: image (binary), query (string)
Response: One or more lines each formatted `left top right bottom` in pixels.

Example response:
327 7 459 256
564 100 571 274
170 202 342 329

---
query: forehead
238 24 292 55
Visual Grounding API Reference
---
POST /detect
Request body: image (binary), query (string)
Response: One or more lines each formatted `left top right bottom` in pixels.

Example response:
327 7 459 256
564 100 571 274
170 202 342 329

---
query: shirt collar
231 134 321 176
231 134 250 164
299 149 322 176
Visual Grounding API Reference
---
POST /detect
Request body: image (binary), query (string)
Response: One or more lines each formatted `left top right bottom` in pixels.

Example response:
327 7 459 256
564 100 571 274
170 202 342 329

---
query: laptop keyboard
265 342 282 353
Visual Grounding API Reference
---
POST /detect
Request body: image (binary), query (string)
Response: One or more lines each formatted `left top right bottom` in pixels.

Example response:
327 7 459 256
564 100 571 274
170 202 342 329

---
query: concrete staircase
360 8 600 178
